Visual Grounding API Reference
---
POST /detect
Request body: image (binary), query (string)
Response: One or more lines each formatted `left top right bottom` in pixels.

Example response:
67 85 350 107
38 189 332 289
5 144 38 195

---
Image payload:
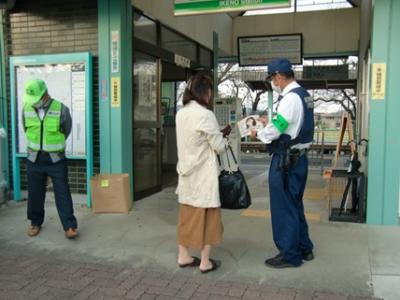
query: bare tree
252 90 267 112
218 63 267 114
313 89 357 121
217 63 237 86
218 61 359 118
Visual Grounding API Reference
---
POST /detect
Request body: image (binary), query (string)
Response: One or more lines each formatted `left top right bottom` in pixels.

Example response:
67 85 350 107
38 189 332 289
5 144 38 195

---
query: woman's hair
182 73 213 107
246 117 257 128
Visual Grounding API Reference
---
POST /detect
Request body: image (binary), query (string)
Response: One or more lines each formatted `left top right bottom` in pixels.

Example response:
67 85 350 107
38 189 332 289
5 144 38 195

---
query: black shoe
200 258 220 274
302 250 314 261
264 253 282 264
264 256 301 269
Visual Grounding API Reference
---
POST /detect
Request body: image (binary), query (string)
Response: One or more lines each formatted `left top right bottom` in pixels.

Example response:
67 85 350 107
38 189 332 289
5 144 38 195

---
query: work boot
264 253 282 264
302 250 314 261
27 226 41 237
265 256 301 269
65 228 79 239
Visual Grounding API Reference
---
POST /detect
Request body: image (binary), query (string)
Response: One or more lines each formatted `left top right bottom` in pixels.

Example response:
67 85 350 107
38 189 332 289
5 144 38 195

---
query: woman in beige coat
175 73 231 273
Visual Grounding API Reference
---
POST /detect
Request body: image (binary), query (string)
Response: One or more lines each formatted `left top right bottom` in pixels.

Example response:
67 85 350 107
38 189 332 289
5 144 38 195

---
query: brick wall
4 0 100 194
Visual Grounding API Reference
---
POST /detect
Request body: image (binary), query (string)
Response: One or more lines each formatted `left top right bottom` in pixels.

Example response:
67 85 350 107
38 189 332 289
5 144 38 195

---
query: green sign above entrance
174 0 290 16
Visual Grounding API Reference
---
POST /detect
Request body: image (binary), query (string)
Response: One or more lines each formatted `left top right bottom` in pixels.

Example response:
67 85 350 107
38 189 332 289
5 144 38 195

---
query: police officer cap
266 58 293 79
23 79 47 105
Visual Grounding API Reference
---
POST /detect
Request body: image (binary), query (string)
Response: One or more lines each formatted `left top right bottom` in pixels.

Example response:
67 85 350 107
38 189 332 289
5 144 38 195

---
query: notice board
238 34 303 66
9 52 93 203
10 53 92 158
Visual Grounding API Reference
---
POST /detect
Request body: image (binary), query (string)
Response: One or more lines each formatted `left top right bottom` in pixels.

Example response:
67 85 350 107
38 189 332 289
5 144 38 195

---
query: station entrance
133 55 204 199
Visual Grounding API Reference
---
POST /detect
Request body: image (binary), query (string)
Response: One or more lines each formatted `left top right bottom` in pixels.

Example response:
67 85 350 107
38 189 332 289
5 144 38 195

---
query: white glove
0 128 7 139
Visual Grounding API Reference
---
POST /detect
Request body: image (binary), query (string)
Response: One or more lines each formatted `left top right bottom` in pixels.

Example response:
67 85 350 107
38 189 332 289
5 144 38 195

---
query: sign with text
111 31 119 73
111 77 121 108
303 65 349 80
371 63 386 100
238 34 302 66
174 0 290 16
174 54 191 68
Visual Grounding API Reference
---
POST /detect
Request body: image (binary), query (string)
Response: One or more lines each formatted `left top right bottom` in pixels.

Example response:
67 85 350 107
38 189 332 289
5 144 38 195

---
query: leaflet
237 115 265 137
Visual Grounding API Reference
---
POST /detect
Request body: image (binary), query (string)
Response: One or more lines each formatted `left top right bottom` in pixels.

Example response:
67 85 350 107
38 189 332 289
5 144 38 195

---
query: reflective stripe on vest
24 100 65 152
289 87 314 145
267 86 314 155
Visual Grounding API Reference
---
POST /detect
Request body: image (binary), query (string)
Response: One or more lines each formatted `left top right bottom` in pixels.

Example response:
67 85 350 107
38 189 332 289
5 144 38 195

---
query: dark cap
266 58 293 80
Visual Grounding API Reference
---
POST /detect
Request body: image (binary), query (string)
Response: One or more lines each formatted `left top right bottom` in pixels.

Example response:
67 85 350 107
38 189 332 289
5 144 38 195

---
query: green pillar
0 11 9 190
367 0 400 225
97 1 133 180
268 92 273 120
213 32 219 98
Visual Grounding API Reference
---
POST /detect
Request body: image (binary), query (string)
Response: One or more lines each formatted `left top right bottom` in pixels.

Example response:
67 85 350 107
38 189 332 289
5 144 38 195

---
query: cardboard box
91 173 132 213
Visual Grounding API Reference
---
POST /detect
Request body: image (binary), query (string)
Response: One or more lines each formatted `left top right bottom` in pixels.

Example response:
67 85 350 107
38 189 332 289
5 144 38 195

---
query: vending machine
214 97 242 168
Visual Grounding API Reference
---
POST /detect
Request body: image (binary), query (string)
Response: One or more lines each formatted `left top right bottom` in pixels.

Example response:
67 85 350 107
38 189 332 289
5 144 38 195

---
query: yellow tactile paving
241 209 321 221
303 212 321 221
241 209 271 218
303 188 328 201
304 187 344 201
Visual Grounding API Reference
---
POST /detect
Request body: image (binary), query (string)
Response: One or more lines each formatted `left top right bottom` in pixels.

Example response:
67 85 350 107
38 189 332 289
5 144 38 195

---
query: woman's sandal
200 258 220 274
178 256 201 268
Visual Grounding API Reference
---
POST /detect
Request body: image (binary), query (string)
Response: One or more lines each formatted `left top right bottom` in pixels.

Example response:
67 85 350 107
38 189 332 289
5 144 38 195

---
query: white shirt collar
281 81 300 97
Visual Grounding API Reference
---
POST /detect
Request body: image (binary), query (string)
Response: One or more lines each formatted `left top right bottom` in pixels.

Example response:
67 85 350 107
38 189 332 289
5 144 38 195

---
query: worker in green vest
22 79 78 239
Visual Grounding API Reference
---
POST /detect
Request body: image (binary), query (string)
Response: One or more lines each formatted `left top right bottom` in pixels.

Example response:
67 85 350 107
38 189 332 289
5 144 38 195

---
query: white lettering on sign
220 0 263 6
111 31 119 73
174 54 191 69
175 0 290 16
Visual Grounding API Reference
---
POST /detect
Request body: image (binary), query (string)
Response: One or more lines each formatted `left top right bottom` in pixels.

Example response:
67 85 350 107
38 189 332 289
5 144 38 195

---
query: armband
272 113 289 133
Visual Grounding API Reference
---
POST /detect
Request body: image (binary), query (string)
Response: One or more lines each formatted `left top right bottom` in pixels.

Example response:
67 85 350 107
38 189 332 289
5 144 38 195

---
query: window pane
133 52 157 121
133 128 159 192
134 11 157 45
161 27 197 61
199 47 212 68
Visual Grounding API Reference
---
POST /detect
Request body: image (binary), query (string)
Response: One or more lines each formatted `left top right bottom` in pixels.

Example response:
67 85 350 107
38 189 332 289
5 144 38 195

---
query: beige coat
175 100 227 208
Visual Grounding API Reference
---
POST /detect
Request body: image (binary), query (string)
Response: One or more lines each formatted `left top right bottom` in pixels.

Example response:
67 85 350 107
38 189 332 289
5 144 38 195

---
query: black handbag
217 145 251 209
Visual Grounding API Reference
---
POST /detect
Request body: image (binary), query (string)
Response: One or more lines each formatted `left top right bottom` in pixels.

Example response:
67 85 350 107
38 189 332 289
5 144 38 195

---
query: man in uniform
251 58 314 268
23 79 78 239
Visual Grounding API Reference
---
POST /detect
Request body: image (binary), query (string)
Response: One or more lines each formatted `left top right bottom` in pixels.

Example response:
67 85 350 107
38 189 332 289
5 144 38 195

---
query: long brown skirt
177 204 223 250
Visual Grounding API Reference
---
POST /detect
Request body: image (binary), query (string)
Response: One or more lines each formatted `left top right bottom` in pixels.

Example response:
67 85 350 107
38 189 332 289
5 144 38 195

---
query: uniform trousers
27 152 77 231
268 152 313 266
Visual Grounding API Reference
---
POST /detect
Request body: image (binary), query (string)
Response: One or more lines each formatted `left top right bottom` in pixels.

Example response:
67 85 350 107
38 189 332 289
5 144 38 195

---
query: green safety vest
23 99 66 152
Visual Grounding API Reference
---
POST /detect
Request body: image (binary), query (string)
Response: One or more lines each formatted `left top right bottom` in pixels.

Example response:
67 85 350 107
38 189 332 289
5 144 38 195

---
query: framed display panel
238 34 303 66
9 53 93 205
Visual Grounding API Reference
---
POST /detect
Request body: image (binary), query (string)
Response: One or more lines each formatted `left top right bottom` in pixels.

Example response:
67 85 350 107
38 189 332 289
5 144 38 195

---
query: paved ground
0 246 381 300
0 157 398 300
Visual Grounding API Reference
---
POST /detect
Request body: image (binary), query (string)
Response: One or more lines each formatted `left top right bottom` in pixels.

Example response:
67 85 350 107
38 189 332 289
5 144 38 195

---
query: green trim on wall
98 0 112 173
367 0 400 225
382 0 400 224
174 0 289 15
213 31 218 99
0 11 9 191
98 0 133 193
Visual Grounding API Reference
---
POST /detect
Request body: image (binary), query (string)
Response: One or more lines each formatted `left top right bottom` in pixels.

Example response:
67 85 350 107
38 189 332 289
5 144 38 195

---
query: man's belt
289 148 308 156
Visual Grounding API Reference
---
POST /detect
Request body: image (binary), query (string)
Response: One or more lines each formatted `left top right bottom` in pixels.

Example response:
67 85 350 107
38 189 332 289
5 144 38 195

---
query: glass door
133 52 161 199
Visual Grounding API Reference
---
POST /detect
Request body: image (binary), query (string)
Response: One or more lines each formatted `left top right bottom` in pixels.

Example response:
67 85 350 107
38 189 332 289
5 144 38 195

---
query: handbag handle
217 144 238 172
227 144 238 165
